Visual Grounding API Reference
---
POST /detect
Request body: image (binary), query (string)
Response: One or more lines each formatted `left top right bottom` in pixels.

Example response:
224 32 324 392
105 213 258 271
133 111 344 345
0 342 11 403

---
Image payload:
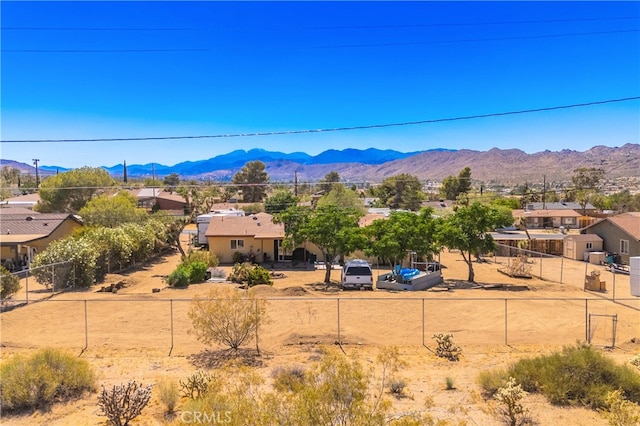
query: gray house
582 212 640 265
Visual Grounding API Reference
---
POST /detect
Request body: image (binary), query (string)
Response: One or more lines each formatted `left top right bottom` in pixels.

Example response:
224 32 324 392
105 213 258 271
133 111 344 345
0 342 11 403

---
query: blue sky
1 1 639 169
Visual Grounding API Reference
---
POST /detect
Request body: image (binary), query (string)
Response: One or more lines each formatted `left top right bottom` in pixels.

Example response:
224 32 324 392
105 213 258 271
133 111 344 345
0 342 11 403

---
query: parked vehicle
341 259 373 290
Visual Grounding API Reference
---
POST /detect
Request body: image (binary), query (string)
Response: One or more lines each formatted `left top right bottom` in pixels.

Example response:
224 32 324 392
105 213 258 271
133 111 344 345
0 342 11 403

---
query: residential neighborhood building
0 210 83 271
524 201 597 215
563 233 604 261
582 212 640 264
0 192 40 210
204 212 323 265
512 208 584 230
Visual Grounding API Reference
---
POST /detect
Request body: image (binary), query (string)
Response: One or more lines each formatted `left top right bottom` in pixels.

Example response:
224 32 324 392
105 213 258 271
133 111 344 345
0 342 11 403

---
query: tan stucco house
0 210 83 271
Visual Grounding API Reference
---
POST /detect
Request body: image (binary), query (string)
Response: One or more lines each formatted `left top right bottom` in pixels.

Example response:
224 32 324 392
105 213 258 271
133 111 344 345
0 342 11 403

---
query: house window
586 242 593 250
620 239 629 255
230 239 244 250
563 217 576 225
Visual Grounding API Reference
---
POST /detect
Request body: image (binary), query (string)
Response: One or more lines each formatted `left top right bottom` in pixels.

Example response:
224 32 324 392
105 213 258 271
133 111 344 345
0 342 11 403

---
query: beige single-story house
563 233 604 261
512 209 583 230
582 212 640 265
0 211 83 271
204 212 324 265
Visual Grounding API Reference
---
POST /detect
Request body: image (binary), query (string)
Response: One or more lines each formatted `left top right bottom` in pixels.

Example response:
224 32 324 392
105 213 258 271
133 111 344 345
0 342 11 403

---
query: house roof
525 202 595 210
155 192 187 203
0 207 39 215
490 231 566 241
0 213 82 244
512 209 582 218
564 233 603 242
590 212 640 241
204 212 284 239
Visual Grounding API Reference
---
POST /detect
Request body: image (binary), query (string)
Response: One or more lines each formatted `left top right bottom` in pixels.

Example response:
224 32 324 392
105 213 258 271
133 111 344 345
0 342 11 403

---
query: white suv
341 259 373 290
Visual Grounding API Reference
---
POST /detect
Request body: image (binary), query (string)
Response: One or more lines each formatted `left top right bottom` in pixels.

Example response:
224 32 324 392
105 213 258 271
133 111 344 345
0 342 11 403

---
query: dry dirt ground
1 231 639 425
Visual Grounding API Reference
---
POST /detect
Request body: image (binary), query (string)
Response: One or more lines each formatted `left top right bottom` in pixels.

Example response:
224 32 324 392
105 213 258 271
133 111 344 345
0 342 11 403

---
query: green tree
364 208 440 269
36 167 115 213
0 266 21 299
374 173 424 210
316 184 365 212
572 167 605 214
440 167 472 201
79 191 148 228
274 205 364 283
318 171 341 193
1 166 21 184
264 189 299 214
163 173 180 188
438 202 513 282
232 161 269 203
188 287 267 354
31 237 99 288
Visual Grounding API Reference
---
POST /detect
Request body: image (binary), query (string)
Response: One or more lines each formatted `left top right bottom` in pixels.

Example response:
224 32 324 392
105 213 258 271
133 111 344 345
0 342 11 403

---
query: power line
3 97 638 144
4 29 638 53
4 15 637 32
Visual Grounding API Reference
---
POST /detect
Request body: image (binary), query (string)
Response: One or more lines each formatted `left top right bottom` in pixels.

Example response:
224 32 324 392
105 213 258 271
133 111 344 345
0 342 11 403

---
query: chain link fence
2 296 638 353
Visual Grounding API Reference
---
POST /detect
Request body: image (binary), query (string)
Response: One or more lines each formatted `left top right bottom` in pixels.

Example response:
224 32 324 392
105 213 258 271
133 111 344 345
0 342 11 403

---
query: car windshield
345 266 372 275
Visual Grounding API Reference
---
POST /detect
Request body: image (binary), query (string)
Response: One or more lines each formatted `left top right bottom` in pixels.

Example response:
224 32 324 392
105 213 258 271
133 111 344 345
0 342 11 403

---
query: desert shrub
232 251 246 264
631 354 640 371
156 378 180 414
388 378 407 396
246 265 272 287
432 333 462 361
479 343 640 410
188 287 267 354
188 261 209 283
183 249 219 268
97 381 153 426
445 376 456 390
228 263 272 287
0 266 20 299
494 377 533 426
228 262 251 283
0 348 96 412
478 369 508 395
271 365 306 393
210 267 227 279
167 265 190 288
180 370 214 399
600 389 640 426
31 238 97 288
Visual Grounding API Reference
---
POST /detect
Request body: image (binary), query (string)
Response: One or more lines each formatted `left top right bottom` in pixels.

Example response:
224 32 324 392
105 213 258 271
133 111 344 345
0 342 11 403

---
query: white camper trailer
196 209 245 248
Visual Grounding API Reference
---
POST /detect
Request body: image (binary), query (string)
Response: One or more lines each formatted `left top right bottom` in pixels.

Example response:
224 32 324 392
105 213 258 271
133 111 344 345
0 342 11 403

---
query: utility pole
542 175 546 209
32 158 40 188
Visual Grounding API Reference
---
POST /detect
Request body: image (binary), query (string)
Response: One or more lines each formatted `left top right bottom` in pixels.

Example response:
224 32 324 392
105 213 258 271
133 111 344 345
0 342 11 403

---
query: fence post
612 272 616 301
84 300 88 350
169 300 174 356
585 299 589 342
504 299 508 346
422 298 425 346
560 256 564 284
25 271 29 304
51 264 55 294
539 254 543 278
337 298 341 345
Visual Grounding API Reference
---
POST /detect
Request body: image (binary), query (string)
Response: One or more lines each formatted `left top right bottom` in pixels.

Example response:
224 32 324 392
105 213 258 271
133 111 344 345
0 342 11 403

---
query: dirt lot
1 237 639 425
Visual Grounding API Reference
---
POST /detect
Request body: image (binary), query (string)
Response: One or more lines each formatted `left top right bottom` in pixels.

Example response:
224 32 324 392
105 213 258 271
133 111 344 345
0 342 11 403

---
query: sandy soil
1 231 639 425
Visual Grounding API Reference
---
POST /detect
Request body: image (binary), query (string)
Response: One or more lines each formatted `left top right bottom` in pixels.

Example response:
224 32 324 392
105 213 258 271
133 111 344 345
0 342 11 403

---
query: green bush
232 251 246 264
0 266 21 299
167 265 190 288
0 348 96 412
271 365 306 393
188 261 209 283
246 265 272 287
479 343 640 410
156 378 180 414
183 250 219 268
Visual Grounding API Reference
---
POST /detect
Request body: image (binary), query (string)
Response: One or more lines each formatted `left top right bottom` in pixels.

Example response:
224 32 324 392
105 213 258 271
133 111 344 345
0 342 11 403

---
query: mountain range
3 144 639 186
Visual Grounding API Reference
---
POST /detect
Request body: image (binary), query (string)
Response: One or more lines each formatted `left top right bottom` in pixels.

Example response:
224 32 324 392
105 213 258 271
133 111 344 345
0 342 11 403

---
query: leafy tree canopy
264 189 299 214
316 184 365 213
232 161 269 203
79 191 148 228
364 208 441 269
373 173 425 210
36 167 115 213
438 202 513 282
